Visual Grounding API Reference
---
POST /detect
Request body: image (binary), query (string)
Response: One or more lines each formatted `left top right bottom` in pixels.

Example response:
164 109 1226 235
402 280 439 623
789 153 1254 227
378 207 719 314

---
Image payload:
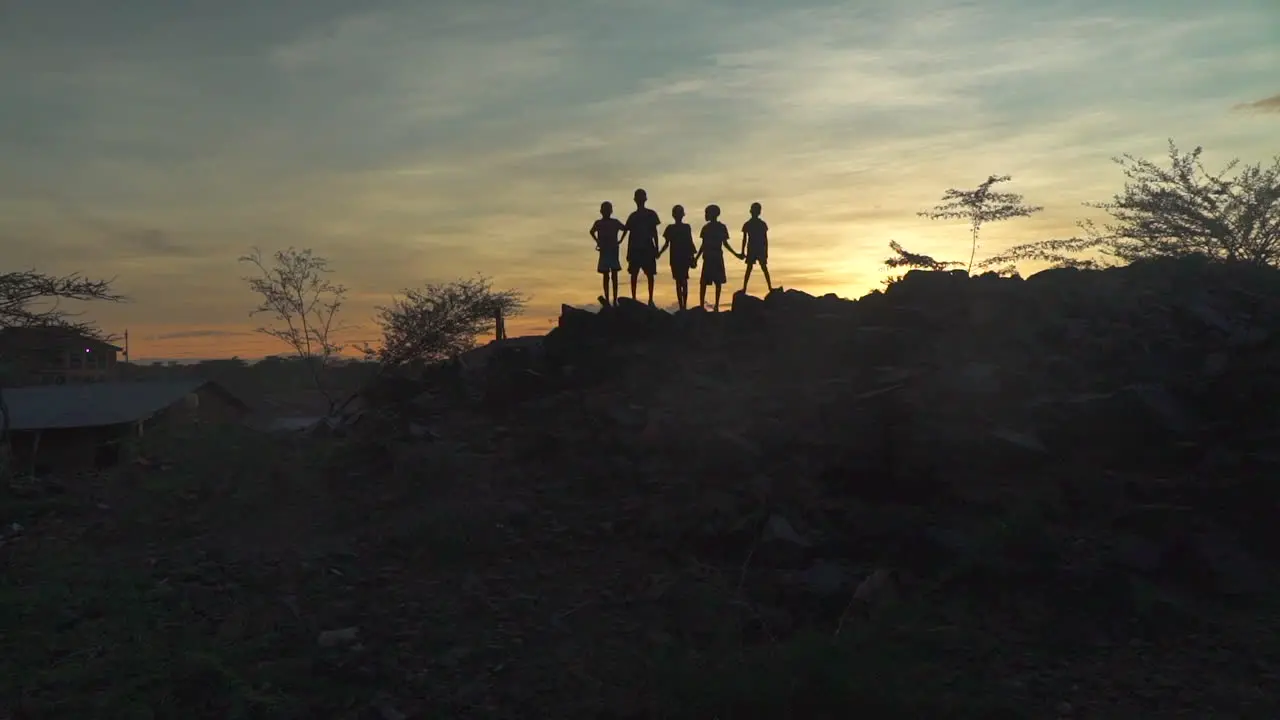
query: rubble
330 254 1280 713
359 256 1280 563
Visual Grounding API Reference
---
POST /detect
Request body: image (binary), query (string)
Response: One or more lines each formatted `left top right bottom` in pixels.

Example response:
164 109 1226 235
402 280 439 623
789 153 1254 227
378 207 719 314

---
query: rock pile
338 254 1280 715
589 260 1272 572
374 256 1273 572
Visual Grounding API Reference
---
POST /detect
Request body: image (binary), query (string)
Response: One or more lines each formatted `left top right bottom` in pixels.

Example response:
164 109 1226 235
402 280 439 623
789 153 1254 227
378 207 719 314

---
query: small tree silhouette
919 175 1043 274
370 275 527 368
240 247 347 409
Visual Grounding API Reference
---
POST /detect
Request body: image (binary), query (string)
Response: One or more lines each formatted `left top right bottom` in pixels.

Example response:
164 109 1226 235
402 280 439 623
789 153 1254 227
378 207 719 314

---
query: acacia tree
0 270 126 459
370 275 526 368
240 247 347 406
0 270 124 334
981 141 1280 271
919 174 1043 274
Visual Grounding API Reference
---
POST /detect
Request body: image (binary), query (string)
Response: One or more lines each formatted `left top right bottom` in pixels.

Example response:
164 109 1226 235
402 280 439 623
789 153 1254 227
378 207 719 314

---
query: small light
85 348 91 352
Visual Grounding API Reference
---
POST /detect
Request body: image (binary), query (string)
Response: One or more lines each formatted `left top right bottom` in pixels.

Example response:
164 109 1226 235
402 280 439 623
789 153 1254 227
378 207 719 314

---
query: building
0 326 124 385
2 379 250 475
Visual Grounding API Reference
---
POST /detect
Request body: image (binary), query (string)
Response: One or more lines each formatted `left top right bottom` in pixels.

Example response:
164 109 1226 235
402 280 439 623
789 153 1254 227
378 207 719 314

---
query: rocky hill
331 254 1280 716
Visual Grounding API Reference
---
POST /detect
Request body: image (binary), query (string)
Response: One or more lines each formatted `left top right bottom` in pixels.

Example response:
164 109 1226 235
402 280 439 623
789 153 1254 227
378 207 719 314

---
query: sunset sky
2 0 1277 360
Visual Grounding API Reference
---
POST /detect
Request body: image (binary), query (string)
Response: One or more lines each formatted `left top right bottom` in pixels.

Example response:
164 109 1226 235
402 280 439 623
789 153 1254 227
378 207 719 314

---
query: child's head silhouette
634 188 647 205
750 202 762 217
705 204 721 221
671 204 685 221
600 201 613 217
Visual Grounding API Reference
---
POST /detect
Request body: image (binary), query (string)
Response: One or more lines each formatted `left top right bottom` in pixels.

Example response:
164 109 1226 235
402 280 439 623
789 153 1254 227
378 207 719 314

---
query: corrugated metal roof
1 379 215 430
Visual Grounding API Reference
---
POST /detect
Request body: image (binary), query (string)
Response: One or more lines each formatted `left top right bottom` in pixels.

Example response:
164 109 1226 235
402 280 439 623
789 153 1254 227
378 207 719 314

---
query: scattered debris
317 626 361 648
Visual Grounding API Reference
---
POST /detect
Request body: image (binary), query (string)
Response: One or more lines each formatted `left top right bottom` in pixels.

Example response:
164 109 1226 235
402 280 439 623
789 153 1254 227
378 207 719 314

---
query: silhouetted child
657 204 697 310
589 201 625 306
622 188 662 306
740 201 774 294
696 204 743 312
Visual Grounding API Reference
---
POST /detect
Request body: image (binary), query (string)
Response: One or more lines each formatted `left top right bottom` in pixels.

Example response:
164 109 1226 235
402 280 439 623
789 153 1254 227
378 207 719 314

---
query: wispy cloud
151 329 251 341
1 0 1277 357
1234 94 1280 113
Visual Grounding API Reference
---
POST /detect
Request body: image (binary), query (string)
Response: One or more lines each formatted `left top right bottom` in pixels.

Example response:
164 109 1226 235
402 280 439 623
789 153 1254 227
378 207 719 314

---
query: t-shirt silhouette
699 221 731 284
625 208 661 260
700 222 730 261
743 217 768 261
663 223 696 267
592 217 625 248
593 217 625 273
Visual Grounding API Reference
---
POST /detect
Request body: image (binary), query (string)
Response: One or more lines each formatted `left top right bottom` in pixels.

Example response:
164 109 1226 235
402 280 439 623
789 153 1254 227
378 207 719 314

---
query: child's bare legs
699 281 709 309
629 271 639 301
759 261 773 291
713 282 723 311
743 263 753 293
601 273 610 304
610 270 619 304
677 279 688 310
645 272 655 305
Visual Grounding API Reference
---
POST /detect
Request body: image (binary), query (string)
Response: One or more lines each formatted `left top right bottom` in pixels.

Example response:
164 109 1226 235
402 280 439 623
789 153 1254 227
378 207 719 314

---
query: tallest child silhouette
621 188 662 306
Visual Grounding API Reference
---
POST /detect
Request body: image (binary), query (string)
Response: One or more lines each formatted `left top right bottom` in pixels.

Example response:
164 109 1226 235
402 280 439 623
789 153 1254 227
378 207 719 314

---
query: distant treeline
122 356 380 401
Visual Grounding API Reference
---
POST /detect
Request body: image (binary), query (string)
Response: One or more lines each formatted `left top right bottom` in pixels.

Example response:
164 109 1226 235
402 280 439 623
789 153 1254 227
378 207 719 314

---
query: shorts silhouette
598 242 621 273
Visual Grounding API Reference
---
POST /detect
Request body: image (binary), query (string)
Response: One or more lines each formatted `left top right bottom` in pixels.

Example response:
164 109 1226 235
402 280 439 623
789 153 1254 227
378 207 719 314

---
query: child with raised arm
695 204 743 312
740 201 774 294
589 201 625 306
657 204 697 310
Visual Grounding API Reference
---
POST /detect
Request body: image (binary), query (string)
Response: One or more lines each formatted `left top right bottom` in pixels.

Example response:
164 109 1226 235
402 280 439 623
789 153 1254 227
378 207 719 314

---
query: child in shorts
657 204 697 310
695 204 743 312
589 201 625 306
740 201 774 294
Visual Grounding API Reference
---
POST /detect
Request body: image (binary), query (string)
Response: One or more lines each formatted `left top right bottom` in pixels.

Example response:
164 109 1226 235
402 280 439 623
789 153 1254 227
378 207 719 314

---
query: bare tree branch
239 247 347 408
883 240 963 272
0 270 126 334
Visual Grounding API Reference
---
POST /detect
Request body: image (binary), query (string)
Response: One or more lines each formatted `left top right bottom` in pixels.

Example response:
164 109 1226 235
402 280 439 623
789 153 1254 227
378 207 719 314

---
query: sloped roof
0 326 124 353
1 379 244 431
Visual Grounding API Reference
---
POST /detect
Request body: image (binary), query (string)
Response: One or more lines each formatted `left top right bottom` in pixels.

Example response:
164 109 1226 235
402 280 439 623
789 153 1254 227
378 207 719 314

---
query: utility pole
124 329 130 364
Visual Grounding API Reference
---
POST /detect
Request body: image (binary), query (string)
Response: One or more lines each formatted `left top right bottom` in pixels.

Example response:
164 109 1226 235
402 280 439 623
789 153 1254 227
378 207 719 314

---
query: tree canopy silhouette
0 270 125 336
370 275 526 368
982 141 1280 271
